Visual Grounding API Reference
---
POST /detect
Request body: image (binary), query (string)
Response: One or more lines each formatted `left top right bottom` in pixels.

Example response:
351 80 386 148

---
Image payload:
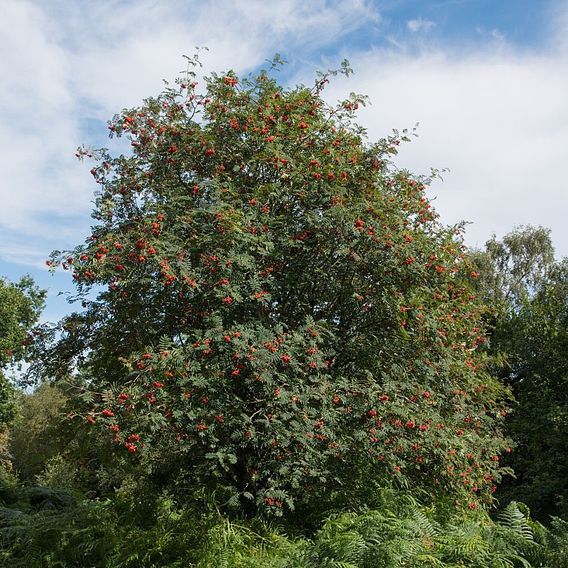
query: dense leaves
8 383 69 483
0 276 44 426
472 227 568 519
1 484 567 568
41 57 511 516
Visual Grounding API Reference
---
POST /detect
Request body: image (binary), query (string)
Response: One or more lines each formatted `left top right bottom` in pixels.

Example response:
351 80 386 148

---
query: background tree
41 57 510 518
470 226 554 310
8 383 68 483
471 226 568 519
0 276 45 429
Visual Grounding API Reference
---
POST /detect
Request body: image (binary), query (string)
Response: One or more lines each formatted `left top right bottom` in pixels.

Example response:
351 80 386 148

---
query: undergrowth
1 480 567 567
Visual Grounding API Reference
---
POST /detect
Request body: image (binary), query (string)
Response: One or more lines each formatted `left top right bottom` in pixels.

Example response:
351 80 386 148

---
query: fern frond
498 502 534 541
413 509 440 538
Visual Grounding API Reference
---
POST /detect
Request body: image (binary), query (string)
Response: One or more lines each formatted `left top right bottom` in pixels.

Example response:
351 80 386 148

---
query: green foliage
0 494 112 566
7 379 137 500
0 484 567 567
35 56 511 517
0 276 45 370
0 276 45 427
470 226 555 312
543 517 568 567
471 227 568 519
8 383 68 483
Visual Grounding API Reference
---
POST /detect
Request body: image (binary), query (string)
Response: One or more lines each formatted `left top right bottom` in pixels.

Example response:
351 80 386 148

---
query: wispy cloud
0 0 379 268
475 26 507 46
407 17 436 33
321 41 568 254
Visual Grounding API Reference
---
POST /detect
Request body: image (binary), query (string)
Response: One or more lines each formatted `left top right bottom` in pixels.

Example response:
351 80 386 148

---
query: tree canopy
0 276 44 426
472 227 568 519
41 57 511 517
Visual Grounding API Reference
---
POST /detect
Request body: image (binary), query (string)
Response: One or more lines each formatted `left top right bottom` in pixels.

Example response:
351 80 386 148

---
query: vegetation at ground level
2 478 568 567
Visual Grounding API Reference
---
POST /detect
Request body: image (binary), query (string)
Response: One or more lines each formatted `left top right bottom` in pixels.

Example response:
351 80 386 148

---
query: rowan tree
45 57 510 516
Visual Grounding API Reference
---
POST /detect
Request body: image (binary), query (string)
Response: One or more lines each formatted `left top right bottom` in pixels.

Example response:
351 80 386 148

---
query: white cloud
321 45 568 255
407 18 436 33
0 0 378 268
0 0 93 248
0 242 48 270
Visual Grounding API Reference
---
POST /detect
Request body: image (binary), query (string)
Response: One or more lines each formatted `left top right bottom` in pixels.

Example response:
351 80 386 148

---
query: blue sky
1 0 567 324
